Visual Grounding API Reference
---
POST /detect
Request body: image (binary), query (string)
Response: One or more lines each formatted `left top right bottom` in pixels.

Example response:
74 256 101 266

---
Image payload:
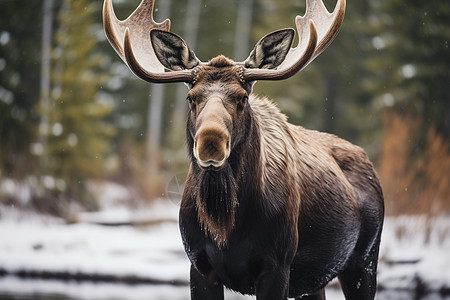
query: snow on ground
0 195 450 299
0 202 188 285
378 216 450 295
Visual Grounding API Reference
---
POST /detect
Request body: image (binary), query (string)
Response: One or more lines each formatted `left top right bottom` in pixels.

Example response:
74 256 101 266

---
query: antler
242 0 346 82
103 0 196 83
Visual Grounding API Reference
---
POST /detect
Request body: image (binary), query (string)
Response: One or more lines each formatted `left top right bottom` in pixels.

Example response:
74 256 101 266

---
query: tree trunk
39 0 55 162
234 0 254 61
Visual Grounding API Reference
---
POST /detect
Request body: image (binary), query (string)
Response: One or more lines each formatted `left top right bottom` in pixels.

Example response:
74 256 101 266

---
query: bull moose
103 0 384 298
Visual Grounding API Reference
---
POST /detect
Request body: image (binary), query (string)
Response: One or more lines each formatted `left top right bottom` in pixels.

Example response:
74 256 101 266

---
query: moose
103 0 384 299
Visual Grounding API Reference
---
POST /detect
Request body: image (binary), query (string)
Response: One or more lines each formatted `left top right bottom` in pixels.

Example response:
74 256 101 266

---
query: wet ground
1 276 450 300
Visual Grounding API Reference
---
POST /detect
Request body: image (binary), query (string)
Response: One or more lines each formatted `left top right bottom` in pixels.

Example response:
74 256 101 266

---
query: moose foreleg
190 264 224 300
255 267 290 300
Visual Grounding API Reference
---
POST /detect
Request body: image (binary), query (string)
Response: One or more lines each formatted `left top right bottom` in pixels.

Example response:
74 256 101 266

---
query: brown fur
187 57 381 247
180 56 384 299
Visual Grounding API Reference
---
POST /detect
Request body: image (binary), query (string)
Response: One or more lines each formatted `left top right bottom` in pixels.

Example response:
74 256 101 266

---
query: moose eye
242 96 248 104
186 96 193 103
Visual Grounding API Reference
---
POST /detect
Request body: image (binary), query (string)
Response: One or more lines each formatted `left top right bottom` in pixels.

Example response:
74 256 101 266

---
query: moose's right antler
103 0 197 83
242 0 346 82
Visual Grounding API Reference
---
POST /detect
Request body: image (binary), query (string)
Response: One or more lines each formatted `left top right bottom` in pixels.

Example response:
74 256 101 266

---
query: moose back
103 0 384 299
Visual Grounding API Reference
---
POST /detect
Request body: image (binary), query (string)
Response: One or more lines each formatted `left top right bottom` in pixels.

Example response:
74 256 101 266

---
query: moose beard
196 162 238 248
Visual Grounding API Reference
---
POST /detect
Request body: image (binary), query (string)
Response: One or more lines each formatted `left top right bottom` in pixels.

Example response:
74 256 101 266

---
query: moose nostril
195 133 229 164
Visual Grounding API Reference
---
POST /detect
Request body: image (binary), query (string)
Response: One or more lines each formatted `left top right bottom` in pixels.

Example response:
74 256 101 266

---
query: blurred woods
0 0 448 217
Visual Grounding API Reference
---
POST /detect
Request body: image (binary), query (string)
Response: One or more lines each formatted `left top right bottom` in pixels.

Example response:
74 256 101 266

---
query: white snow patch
0 203 188 284
379 216 450 293
0 179 32 205
76 198 179 225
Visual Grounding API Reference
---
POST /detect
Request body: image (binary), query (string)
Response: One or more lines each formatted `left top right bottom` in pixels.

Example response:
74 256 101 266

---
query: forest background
0 0 449 219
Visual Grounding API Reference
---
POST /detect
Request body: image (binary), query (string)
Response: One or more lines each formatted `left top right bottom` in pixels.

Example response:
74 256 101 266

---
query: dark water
1 277 449 300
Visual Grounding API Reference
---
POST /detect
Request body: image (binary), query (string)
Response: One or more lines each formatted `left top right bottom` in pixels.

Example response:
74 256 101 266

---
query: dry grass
378 111 450 216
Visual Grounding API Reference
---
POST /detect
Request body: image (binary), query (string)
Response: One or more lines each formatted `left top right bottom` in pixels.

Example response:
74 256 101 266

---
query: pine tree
0 1 43 178
373 0 450 139
42 0 115 212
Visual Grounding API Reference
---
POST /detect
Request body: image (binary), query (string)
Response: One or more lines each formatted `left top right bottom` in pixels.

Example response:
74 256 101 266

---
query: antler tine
243 0 346 82
103 0 195 83
304 0 346 60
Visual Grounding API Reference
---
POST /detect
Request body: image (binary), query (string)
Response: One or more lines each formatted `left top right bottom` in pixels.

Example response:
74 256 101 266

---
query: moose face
186 58 250 170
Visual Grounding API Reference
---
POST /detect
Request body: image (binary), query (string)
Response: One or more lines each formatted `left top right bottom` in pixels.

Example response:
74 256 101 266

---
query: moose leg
338 231 382 300
295 288 326 300
255 267 290 300
190 264 224 300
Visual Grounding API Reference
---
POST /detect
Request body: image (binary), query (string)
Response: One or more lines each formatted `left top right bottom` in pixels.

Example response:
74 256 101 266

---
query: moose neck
186 106 261 248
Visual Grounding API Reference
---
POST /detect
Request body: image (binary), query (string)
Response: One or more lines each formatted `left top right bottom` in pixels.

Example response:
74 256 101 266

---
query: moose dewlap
103 0 384 299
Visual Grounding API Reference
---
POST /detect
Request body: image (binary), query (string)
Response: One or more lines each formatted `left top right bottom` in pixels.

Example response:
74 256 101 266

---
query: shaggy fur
181 86 384 299
195 163 238 247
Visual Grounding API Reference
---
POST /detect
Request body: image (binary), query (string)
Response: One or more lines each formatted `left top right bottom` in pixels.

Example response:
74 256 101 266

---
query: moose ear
150 30 200 71
244 28 295 70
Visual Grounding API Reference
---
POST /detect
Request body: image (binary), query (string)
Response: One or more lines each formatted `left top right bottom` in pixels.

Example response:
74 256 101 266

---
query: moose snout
194 128 230 169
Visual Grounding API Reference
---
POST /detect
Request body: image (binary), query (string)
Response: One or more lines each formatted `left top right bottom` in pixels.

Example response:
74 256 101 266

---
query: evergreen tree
0 1 43 178
42 0 115 212
373 0 450 139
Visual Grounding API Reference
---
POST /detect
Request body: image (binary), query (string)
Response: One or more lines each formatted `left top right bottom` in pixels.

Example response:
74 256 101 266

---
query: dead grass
378 111 450 216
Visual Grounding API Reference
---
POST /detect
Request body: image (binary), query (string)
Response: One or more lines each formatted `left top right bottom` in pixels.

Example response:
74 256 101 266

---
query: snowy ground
378 216 450 297
0 185 449 299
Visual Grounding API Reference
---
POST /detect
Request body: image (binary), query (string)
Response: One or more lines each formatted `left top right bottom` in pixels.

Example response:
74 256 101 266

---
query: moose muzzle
193 97 231 169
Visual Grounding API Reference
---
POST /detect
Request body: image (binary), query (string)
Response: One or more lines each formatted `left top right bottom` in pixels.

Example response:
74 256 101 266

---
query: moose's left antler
242 0 346 82
103 0 197 83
